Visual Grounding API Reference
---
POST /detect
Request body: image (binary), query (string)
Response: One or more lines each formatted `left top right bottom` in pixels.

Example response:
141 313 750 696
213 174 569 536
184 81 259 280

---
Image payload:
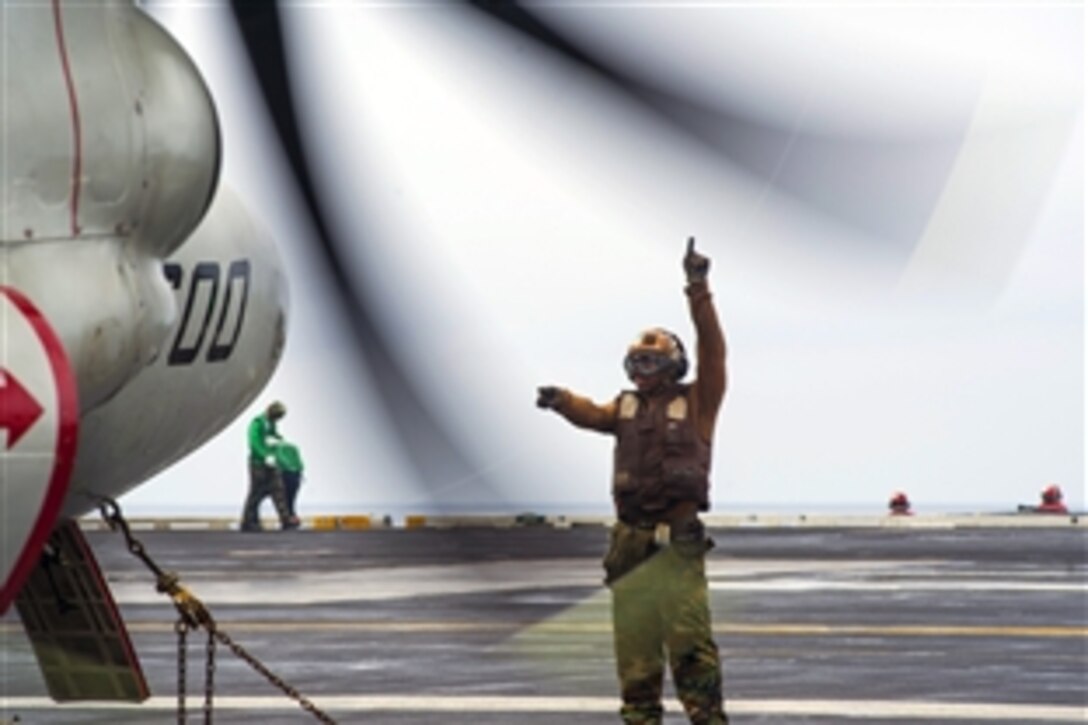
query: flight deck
2 518 1085 724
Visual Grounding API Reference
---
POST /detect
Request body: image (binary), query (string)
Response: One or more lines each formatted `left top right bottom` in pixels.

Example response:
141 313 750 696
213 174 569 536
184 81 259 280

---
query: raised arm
683 238 727 440
537 386 617 434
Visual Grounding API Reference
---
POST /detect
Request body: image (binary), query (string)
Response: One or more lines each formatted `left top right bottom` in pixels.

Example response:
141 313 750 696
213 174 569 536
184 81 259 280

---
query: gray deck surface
2 525 1085 723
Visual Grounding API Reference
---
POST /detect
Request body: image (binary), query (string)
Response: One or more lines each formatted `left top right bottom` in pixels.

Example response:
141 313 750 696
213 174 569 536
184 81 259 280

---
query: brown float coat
551 279 727 520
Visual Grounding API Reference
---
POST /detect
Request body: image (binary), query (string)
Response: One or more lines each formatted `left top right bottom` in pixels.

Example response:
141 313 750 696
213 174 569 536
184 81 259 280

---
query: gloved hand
683 236 710 284
536 386 562 409
264 454 277 468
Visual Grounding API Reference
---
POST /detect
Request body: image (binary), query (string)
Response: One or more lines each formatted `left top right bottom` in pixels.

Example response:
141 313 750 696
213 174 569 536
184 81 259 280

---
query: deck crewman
241 401 298 531
537 238 729 724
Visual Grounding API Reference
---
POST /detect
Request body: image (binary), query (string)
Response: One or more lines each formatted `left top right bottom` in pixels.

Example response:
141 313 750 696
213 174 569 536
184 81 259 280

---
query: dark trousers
241 460 291 530
605 522 727 724
282 470 301 518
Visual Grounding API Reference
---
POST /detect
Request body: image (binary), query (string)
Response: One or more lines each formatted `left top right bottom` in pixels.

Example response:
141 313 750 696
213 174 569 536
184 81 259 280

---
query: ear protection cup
667 331 688 380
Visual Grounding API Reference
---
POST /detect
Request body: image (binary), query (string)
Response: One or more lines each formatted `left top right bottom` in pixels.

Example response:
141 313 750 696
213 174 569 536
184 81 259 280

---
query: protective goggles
624 350 674 378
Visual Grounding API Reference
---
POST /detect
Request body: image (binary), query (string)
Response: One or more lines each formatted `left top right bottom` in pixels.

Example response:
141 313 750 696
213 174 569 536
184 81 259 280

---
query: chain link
98 497 338 724
213 629 338 725
204 629 216 725
176 619 189 725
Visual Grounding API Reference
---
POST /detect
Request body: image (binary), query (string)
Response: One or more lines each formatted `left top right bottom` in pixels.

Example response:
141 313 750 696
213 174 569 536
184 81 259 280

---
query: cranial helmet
1041 484 1063 504
624 327 688 382
268 401 287 419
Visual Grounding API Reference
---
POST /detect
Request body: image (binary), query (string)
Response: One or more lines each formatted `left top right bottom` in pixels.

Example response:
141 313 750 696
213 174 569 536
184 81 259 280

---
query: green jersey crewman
276 441 304 520
241 400 298 531
537 238 729 724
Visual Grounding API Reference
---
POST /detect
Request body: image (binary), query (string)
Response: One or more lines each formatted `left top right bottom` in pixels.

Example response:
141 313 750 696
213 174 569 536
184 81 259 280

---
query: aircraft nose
0 2 220 256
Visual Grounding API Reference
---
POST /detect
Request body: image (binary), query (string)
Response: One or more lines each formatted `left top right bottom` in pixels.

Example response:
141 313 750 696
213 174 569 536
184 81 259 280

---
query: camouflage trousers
604 520 728 725
241 460 291 530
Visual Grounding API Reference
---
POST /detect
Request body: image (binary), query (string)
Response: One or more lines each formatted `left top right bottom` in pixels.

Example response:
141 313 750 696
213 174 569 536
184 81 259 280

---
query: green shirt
275 442 304 473
248 413 281 461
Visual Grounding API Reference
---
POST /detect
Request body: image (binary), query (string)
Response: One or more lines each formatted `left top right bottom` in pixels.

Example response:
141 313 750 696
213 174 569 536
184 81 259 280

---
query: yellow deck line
6 620 1079 637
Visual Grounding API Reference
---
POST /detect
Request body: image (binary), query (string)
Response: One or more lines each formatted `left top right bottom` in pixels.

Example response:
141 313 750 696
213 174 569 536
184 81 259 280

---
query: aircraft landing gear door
15 520 150 702
0 286 79 614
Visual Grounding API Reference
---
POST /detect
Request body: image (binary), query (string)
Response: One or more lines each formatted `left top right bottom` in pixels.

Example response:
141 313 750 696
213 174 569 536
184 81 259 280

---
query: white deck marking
1 696 1084 721
708 580 1087 592
96 557 1084 606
